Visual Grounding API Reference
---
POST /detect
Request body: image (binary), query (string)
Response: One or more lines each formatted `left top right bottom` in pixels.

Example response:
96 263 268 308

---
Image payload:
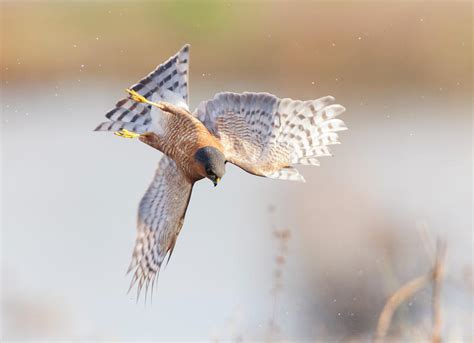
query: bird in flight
95 44 347 298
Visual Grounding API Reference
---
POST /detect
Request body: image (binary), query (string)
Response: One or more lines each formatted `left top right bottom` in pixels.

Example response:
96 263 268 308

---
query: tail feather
105 98 151 122
94 44 190 135
94 120 149 134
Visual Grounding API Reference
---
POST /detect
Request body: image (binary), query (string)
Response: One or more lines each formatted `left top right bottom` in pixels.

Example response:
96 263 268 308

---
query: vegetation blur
2 1 471 94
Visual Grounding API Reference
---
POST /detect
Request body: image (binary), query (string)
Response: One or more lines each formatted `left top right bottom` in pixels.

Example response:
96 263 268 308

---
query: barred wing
95 44 190 134
128 156 193 298
194 92 347 181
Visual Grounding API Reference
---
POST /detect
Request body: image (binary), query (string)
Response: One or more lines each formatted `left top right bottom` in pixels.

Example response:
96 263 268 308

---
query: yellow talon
114 128 140 139
126 89 148 103
125 88 165 110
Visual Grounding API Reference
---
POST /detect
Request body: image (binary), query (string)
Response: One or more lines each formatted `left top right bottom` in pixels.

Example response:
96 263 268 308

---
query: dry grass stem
266 228 291 342
375 239 447 342
431 240 447 343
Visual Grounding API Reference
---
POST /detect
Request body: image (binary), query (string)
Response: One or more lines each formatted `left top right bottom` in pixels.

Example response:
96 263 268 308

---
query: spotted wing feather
128 156 193 299
194 92 347 181
94 44 190 133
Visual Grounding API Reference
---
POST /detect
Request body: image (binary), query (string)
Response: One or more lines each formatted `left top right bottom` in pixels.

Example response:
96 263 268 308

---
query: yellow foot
126 88 148 103
125 88 166 110
114 128 140 139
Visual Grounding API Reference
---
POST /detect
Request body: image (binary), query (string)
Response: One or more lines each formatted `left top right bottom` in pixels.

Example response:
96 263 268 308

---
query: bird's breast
140 111 223 183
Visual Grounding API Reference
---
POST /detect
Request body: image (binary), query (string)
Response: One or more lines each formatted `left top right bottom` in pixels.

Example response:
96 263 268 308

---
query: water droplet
357 36 362 40
331 42 336 47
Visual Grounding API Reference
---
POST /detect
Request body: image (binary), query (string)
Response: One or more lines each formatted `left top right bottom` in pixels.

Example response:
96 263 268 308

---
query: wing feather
128 155 193 299
194 92 347 181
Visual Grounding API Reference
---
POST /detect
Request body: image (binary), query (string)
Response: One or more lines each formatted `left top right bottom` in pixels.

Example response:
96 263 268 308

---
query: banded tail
94 44 190 134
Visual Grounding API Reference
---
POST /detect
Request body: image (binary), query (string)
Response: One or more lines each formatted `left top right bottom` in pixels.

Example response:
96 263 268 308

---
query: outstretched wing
128 155 193 299
94 44 190 134
194 92 347 181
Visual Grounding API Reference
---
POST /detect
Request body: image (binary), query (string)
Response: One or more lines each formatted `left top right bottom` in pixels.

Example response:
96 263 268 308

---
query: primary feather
194 92 347 181
128 156 193 299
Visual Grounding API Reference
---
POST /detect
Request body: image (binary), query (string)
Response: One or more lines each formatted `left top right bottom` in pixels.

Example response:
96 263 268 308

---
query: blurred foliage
158 0 235 33
1 0 471 96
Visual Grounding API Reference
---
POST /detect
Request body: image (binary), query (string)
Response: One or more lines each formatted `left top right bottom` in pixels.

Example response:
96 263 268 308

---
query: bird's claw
126 89 148 103
114 128 140 139
126 88 166 110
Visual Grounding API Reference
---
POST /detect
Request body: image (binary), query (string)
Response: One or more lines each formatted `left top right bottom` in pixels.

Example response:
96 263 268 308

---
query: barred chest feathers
140 104 222 182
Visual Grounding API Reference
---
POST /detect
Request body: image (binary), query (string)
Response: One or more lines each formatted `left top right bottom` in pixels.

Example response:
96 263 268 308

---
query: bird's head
194 146 226 187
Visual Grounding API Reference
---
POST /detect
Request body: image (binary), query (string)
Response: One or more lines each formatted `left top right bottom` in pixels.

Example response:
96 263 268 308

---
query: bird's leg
126 89 166 110
113 89 169 139
114 128 141 139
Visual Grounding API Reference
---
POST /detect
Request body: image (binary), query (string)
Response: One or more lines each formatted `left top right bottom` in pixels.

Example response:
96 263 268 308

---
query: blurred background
1 0 472 341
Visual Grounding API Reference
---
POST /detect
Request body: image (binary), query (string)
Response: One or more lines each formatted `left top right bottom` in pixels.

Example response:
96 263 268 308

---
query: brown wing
128 155 193 299
194 92 347 182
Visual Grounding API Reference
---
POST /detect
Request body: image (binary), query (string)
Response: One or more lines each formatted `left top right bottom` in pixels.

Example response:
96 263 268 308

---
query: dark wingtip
165 250 174 267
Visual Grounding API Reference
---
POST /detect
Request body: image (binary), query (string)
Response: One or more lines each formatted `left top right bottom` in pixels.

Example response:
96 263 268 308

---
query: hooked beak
213 177 221 187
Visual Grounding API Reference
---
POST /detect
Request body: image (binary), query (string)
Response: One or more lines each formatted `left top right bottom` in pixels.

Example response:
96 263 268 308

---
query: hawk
95 44 347 298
